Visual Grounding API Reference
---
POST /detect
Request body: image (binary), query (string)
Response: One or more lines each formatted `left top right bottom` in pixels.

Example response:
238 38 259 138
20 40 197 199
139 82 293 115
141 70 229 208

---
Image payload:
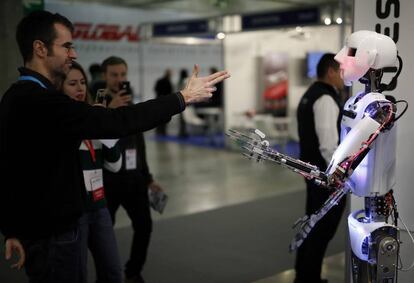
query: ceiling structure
56 0 352 20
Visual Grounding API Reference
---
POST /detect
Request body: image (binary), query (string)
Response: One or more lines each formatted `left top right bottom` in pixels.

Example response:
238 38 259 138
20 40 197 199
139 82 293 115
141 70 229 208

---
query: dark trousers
21 226 82 283
79 208 122 283
105 178 152 278
294 180 346 283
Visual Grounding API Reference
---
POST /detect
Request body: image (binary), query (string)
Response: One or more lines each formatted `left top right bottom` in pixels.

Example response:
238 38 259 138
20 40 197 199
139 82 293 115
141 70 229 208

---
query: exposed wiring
338 98 404 177
380 55 403 93
394 100 408 122
397 215 414 271
342 103 394 173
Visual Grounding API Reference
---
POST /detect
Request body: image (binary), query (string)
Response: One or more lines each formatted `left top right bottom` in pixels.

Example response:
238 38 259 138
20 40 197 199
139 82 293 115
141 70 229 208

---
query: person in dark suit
295 53 346 283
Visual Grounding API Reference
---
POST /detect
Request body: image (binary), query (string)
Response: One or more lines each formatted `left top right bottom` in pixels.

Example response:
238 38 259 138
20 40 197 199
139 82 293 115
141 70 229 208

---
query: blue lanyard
18 75 47 89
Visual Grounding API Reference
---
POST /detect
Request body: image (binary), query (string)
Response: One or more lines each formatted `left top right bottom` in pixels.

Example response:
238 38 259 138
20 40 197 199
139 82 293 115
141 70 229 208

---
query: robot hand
227 129 328 186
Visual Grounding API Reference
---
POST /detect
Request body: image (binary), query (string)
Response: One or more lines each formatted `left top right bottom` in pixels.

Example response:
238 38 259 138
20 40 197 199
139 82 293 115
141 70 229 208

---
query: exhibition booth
46 1 347 147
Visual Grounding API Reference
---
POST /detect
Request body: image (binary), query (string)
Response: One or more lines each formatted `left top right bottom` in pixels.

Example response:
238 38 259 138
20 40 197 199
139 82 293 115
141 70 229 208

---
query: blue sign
306 51 325 78
153 20 209 36
242 7 320 30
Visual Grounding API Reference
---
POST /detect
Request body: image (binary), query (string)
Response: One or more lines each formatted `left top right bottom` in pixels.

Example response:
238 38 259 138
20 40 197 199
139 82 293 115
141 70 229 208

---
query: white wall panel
223 25 343 140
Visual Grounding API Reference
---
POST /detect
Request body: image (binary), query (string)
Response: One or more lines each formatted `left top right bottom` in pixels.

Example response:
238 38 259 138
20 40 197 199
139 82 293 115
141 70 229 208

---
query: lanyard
18 76 47 89
83 140 96 163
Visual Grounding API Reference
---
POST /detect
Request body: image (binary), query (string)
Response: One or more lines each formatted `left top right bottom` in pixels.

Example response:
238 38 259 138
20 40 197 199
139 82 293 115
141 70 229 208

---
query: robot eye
347 48 357 57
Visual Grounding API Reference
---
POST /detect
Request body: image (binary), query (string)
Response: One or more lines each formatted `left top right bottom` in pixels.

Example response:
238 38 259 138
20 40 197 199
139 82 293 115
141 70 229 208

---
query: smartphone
95 89 108 105
119 81 131 95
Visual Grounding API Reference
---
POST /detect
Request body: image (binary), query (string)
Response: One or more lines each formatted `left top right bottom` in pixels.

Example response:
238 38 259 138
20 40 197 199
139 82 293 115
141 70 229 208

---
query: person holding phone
100 56 162 283
97 60 133 109
119 81 131 96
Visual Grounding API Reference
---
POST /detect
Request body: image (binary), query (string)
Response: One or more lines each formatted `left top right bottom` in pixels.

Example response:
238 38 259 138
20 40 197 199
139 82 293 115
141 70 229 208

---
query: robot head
335 30 397 86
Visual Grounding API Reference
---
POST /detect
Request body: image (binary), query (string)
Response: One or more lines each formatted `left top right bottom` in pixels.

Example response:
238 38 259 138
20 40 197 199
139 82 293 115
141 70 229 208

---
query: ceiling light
336 17 343 24
216 32 226 40
324 18 332 25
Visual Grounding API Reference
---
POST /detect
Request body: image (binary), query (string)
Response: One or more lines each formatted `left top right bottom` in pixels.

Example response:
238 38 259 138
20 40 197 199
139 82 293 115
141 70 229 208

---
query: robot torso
327 91 396 197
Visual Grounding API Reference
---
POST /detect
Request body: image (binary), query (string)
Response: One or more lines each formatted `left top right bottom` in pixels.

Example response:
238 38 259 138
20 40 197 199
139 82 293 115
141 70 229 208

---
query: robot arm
227 128 348 251
228 97 394 191
289 98 396 251
325 99 395 189
227 98 395 251
227 129 329 186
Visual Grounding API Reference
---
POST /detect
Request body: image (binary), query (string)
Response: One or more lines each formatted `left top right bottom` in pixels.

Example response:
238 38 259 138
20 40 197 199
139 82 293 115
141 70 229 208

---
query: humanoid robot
228 30 408 283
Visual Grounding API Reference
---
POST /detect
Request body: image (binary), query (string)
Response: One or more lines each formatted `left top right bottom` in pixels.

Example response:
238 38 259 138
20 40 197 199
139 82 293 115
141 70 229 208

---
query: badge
83 169 105 202
90 175 104 201
125 149 137 170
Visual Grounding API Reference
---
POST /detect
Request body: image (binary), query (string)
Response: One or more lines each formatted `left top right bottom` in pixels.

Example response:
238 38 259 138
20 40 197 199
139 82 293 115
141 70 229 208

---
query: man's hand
108 90 132 109
5 238 25 270
180 64 230 104
148 181 163 193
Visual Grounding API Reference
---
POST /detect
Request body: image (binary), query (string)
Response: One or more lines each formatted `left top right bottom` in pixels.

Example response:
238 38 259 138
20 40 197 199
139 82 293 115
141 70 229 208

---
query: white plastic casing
327 92 396 197
334 30 397 86
348 210 394 260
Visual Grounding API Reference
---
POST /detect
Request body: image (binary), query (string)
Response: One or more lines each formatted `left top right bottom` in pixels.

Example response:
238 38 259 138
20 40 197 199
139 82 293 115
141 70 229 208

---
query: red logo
73 22 139 42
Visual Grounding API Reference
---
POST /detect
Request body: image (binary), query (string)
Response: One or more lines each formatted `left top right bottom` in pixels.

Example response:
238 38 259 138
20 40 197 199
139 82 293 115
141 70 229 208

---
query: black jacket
0 67 185 239
103 133 153 187
297 81 342 171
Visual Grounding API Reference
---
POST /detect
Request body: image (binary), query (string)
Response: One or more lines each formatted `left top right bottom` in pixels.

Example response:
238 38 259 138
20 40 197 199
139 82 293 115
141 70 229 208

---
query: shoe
125 274 146 283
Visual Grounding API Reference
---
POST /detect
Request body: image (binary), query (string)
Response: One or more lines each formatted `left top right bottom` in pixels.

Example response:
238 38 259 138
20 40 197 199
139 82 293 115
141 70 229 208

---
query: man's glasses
53 42 76 53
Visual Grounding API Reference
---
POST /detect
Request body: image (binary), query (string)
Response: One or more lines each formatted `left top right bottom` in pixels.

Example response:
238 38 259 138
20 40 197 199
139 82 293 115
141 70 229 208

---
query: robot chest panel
341 92 386 129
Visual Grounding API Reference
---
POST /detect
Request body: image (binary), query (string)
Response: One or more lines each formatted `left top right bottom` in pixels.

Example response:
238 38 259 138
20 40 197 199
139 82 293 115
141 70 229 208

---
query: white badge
90 176 103 192
82 169 103 192
90 175 105 201
125 149 137 170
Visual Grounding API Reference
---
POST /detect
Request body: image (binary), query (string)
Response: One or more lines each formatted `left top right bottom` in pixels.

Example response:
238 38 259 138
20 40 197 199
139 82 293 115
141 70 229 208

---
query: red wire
343 103 394 171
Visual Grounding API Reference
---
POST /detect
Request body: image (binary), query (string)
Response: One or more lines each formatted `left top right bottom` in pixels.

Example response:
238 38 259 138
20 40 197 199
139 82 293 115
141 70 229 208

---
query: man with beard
99 56 163 283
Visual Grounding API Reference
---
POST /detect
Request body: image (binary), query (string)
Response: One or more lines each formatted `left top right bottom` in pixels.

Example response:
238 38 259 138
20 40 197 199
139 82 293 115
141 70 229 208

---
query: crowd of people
0 8 350 283
0 10 229 283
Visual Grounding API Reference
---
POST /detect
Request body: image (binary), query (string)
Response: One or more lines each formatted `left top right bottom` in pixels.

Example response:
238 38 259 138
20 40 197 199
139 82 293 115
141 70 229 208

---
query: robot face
335 46 370 86
334 30 397 86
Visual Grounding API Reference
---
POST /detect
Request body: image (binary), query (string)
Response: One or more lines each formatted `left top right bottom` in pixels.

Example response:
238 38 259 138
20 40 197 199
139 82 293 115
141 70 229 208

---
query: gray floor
0 137 347 283
118 138 347 283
